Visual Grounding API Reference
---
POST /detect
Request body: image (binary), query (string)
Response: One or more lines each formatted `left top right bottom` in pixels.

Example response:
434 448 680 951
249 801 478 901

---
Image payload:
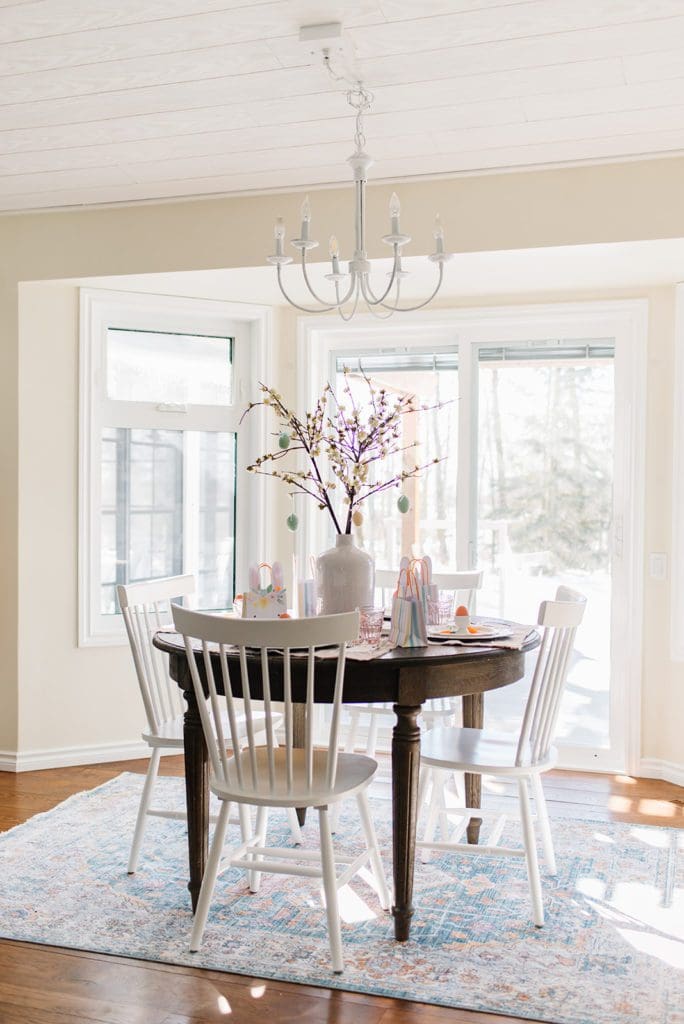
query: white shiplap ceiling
2 0 684 213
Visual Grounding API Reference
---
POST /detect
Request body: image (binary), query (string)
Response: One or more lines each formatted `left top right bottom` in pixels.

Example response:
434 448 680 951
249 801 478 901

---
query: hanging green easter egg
397 494 410 514
352 509 364 527
286 512 299 532
278 432 291 450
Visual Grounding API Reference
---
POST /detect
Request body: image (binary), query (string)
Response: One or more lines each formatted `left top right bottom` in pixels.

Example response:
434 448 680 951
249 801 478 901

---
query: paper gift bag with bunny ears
388 561 428 648
242 562 288 619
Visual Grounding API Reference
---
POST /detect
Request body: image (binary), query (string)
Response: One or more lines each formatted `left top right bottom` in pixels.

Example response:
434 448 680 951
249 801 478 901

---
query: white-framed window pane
99 427 236 615
334 353 458 570
100 427 183 614
106 328 233 405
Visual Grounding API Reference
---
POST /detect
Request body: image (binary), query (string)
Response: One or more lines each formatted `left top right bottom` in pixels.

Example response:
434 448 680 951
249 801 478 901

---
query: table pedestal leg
293 702 307 827
462 692 484 844
392 704 422 942
183 686 209 913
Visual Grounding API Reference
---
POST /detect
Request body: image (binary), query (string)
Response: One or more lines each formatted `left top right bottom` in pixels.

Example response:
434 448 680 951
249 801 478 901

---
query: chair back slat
118 574 195 736
219 644 243 787
149 600 177 718
283 648 294 793
171 605 359 800
530 630 565 764
260 648 277 791
516 586 586 767
306 648 315 792
326 646 347 790
537 629 575 760
201 642 231 780
143 604 172 723
182 636 222 777
239 645 259 789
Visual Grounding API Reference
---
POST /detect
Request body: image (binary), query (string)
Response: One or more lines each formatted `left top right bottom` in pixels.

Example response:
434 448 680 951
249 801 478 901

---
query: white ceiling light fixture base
267 28 452 322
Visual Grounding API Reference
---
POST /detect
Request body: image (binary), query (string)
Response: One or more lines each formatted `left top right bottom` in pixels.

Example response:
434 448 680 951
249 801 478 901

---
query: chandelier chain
347 83 373 152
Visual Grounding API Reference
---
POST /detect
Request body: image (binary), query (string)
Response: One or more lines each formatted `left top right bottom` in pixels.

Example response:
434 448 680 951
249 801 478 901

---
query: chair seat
210 748 378 808
421 726 557 775
143 709 277 749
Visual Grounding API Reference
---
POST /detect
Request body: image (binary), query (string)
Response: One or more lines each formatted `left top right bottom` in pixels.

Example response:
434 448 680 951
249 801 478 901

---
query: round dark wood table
154 629 539 942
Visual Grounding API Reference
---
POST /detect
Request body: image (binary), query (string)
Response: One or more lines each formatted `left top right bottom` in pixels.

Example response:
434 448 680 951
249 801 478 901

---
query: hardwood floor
0 757 682 1024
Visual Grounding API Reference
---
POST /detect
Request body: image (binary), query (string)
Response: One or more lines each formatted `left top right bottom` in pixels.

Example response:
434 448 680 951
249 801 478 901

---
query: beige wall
17 283 142 754
2 155 684 772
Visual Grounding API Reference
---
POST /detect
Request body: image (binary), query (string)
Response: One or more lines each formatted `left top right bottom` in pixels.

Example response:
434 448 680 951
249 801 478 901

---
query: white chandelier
268 77 452 321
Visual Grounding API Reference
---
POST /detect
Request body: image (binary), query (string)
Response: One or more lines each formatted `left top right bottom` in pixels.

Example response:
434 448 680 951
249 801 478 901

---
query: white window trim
671 284 684 661
298 300 647 775
79 287 271 646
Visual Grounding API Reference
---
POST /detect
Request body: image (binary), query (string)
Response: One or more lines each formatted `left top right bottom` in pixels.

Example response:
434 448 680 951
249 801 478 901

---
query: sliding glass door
473 342 616 766
304 303 645 772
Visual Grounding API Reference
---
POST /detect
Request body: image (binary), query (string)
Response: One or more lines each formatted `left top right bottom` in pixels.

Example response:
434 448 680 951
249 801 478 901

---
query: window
80 289 268 644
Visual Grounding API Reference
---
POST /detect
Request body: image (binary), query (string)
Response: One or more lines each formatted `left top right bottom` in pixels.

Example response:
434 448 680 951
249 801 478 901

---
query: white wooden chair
342 569 484 758
171 604 391 974
417 585 586 927
118 575 299 875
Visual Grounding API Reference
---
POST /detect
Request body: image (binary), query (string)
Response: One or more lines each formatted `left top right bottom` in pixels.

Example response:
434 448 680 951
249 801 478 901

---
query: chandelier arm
336 267 359 306
301 249 357 307
360 245 400 305
380 262 444 313
364 294 396 320
276 264 339 314
336 282 361 322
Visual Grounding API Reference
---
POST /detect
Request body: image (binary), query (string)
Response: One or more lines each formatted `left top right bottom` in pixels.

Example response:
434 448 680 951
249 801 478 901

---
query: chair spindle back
516 586 586 767
375 568 483 610
118 574 195 736
171 606 360 797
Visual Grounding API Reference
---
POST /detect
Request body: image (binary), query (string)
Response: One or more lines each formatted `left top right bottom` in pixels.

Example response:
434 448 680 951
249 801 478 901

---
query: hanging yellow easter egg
352 509 364 527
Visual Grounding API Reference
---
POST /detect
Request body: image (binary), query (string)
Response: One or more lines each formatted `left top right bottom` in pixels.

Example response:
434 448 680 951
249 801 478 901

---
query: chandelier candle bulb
274 217 285 256
329 235 340 274
389 191 401 235
433 214 444 254
300 196 311 241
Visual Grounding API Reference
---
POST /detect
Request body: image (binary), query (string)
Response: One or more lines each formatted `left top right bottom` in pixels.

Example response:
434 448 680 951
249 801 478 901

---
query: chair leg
332 710 361 833
286 807 303 845
518 777 544 927
344 709 361 753
249 806 269 894
531 773 557 875
417 763 431 818
238 804 252 843
189 800 231 951
366 715 379 758
318 806 344 974
421 766 446 863
356 790 391 911
127 747 161 874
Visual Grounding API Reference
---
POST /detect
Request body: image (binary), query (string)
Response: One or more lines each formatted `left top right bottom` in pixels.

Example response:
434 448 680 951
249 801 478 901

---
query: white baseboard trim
638 757 684 788
0 740 172 773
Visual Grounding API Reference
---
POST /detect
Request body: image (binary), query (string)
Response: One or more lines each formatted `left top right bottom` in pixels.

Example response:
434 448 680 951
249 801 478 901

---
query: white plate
427 622 514 642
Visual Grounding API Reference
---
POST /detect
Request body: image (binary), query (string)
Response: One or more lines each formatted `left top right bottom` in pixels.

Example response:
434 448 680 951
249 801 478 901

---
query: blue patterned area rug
0 773 682 1024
